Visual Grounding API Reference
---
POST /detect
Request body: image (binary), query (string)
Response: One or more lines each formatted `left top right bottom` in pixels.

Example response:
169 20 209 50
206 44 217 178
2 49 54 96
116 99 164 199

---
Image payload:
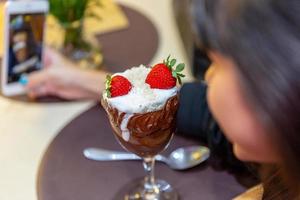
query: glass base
113 178 179 200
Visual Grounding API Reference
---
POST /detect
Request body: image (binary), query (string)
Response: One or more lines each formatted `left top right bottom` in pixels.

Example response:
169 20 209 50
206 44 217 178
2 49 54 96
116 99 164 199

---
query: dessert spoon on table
83 146 210 170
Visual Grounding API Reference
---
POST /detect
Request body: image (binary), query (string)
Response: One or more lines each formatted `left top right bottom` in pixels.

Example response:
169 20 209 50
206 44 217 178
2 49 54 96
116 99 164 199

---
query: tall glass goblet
102 95 179 200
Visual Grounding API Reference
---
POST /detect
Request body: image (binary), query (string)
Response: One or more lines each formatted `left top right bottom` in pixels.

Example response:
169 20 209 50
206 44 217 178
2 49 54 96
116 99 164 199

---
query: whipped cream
103 65 178 114
120 114 133 141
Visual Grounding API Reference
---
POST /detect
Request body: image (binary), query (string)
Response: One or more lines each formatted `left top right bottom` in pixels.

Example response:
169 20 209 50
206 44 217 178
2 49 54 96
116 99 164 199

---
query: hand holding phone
1 0 49 96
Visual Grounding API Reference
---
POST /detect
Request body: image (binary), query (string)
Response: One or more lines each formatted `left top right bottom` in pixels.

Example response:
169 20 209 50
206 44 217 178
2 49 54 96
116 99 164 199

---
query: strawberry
105 75 132 98
145 55 185 89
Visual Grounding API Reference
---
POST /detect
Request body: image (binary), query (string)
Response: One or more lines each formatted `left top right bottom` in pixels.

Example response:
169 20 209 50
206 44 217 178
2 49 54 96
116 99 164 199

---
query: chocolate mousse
101 94 179 157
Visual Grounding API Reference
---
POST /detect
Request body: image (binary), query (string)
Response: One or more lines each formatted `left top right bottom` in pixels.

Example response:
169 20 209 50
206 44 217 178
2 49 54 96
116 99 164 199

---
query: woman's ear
204 64 215 84
204 51 219 84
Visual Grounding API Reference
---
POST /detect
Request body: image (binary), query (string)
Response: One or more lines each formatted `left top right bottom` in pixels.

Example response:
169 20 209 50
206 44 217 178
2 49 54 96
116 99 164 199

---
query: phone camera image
8 14 45 83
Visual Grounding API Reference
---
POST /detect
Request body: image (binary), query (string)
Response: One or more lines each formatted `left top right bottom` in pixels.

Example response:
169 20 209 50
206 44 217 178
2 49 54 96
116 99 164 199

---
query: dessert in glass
101 56 185 200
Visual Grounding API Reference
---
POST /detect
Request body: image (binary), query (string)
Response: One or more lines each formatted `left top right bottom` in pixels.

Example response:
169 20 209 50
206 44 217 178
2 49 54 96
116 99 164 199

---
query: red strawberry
105 75 132 98
145 56 185 89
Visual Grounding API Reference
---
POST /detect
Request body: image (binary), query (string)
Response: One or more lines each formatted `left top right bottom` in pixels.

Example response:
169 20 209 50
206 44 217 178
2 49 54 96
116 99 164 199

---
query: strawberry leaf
106 89 111 98
172 71 177 78
166 55 171 63
105 75 112 98
161 55 186 86
178 76 182 85
106 74 112 80
170 59 176 67
176 63 185 72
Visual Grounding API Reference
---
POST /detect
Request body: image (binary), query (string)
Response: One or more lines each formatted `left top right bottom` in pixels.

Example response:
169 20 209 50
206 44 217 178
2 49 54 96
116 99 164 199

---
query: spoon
83 146 210 170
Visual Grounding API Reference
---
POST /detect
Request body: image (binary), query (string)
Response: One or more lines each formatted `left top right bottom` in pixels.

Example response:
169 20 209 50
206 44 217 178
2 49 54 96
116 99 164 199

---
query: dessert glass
102 94 179 200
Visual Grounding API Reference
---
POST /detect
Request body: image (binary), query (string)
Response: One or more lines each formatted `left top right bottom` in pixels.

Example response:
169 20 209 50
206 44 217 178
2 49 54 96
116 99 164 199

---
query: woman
26 0 300 199
193 0 300 199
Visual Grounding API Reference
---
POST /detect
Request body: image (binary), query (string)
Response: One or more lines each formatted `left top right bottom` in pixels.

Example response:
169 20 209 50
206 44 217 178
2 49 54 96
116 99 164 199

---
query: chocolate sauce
101 95 179 157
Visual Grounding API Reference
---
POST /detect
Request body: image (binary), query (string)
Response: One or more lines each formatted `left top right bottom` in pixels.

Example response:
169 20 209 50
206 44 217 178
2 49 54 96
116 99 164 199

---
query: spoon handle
84 148 141 161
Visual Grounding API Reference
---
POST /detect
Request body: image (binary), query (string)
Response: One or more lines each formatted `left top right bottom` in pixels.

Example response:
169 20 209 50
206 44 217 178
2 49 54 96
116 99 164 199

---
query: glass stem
143 157 159 195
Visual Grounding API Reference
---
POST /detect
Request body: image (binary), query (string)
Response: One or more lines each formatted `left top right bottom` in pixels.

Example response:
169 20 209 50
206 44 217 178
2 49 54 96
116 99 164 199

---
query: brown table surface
37 104 247 200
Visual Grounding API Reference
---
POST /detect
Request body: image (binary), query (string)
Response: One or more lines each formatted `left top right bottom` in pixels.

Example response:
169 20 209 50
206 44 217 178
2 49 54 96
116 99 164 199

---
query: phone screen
7 13 46 83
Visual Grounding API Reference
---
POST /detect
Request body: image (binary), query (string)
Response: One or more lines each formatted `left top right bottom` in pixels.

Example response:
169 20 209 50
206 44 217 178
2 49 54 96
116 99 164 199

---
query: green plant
49 0 101 51
49 0 101 26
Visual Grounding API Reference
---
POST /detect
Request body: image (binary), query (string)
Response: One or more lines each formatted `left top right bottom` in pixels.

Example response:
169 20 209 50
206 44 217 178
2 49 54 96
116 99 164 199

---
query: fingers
27 84 49 99
26 70 52 98
27 70 49 88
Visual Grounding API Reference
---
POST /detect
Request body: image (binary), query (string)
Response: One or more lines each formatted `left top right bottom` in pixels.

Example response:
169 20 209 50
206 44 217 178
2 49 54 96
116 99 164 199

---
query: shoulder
233 184 263 200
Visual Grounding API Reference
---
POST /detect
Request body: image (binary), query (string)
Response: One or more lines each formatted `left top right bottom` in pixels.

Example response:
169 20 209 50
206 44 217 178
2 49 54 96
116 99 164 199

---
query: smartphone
1 0 49 96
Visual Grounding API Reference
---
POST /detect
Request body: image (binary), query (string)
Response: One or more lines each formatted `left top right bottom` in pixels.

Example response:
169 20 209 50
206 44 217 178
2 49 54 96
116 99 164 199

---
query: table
37 105 247 200
0 1 193 200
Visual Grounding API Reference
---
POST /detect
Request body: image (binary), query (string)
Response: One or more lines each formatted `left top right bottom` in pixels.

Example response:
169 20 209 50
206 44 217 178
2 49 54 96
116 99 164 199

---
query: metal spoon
83 146 210 170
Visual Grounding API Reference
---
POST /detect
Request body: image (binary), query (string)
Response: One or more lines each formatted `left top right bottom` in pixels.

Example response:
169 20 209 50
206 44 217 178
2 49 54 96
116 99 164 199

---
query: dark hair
11 23 37 58
194 0 300 198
